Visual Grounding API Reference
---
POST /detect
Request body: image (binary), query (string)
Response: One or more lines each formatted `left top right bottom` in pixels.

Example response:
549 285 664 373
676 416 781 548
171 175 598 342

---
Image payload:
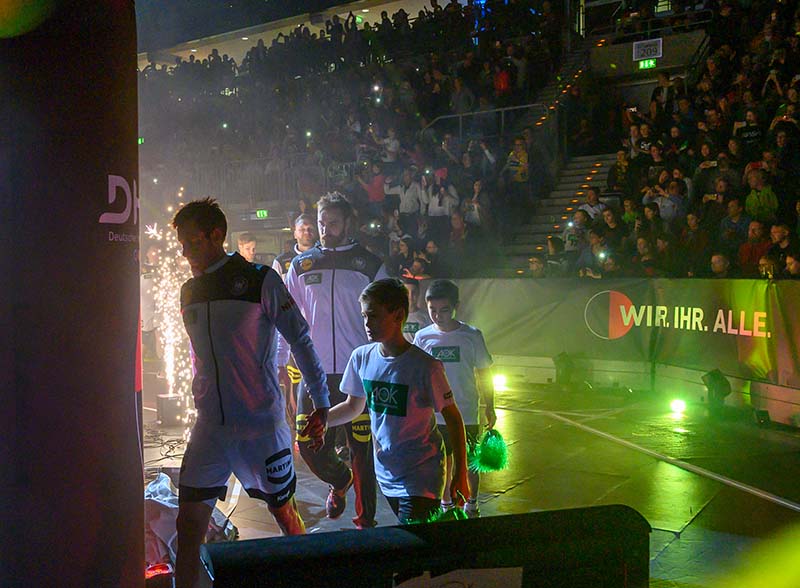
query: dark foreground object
202 504 651 587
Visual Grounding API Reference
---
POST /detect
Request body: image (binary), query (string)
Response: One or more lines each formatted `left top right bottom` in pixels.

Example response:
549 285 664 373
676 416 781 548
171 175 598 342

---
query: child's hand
301 408 329 451
450 465 470 507
484 406 497 430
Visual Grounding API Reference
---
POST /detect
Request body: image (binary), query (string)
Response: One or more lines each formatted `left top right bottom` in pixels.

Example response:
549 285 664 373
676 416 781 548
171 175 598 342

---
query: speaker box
202 505 651 587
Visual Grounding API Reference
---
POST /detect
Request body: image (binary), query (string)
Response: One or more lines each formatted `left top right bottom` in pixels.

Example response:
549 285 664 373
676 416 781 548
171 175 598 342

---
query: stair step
569 153 617 163
502 244 547 255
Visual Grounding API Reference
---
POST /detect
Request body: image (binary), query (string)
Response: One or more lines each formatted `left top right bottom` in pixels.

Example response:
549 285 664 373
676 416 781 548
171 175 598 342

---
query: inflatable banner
454 279 800 388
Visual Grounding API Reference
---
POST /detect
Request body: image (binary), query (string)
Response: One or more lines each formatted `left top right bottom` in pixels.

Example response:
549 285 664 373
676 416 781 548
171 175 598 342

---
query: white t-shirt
414 322 493 425
402 308 432 344
340 343 454 498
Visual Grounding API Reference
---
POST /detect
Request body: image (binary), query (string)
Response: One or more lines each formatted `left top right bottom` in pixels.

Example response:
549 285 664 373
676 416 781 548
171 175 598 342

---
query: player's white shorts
178 421 296 507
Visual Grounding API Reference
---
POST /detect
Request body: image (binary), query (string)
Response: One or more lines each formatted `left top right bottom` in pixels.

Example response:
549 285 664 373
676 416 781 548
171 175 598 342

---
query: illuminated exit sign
255 209 269 219
639 59 657 70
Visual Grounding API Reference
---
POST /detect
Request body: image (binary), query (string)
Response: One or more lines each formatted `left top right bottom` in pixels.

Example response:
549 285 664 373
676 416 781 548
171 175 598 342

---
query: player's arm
476 367 496 429
265 269 329 440
441 403 469 505
304 348 368 443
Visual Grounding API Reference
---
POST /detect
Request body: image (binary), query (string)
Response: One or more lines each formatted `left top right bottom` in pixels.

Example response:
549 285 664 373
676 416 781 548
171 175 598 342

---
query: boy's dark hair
425 279 459 305
171 197 227 238
360 278 409 320
317 191 354 220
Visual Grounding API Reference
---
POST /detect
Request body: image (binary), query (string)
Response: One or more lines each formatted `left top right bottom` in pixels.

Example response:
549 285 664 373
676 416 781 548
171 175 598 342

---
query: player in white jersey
172 199 328 588
414 279 495 517
304 278 469 523
402 280 432 344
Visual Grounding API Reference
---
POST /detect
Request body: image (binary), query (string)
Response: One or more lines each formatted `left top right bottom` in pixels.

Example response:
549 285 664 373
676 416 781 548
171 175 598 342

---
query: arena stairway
493 151 618 276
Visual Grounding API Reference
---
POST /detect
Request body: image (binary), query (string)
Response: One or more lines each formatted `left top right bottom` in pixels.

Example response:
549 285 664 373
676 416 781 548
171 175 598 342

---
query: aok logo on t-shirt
363 380 409 417
403 322 420 334
432 346 460 362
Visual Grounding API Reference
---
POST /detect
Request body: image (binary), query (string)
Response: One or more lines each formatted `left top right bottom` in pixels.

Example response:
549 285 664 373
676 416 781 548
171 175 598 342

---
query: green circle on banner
0 1 56 38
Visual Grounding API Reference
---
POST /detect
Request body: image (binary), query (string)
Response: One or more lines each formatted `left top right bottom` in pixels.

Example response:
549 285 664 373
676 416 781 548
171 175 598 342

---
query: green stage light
670 399 687 413
493 374 508 392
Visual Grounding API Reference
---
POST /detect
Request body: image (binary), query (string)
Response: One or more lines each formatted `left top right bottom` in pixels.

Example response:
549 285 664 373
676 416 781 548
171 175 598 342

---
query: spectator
630 236 659 277
384 168 424 237
461 178 493 234
769 222 797 274
607 150 632 196
655 232 684 277
738 220 772 277
719 198 752 257
575 227 609 276
681 211 711 277
642 181 680 226
710 252 735 278
387 237 416 277
699 177 730 233
450 77 476 114
784 249 800 278
643 199 671 235
357 162 388 219
578 187 608 220
562 209 590 254
744 169 779 223
422 173 460 245
600 208 629 253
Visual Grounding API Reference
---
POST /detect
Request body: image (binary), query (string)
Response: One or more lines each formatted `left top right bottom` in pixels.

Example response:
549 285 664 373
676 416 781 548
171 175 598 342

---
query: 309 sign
632 38 662 61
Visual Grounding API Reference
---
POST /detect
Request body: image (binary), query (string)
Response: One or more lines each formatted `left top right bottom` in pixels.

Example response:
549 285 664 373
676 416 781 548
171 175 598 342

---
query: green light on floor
639 59 657 70
255 209 268 219
670 399 687 413
493 374 508 392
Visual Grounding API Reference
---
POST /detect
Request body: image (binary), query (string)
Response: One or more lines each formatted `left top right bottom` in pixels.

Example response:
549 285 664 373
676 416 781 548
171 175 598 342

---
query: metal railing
424 103 549 143
588 8 713 43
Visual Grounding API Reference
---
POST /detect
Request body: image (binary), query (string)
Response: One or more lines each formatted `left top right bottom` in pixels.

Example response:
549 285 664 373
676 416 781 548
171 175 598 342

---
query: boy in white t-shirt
304 278 469 523
414 280 495 517
402 280 432 344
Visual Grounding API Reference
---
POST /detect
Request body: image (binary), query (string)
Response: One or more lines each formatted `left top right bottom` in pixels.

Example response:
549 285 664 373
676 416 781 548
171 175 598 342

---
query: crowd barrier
201 505 650 587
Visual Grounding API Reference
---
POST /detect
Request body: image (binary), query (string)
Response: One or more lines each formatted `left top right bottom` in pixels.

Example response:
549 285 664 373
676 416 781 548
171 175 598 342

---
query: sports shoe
353 518 377 530
326 471 353 519
440 501 454 512
464 500 480 518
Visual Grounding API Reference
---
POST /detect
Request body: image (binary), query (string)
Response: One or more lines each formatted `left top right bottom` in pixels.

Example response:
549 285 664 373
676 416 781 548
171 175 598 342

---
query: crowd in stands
138 0 563 277
528 0 800 280
139 0 800 280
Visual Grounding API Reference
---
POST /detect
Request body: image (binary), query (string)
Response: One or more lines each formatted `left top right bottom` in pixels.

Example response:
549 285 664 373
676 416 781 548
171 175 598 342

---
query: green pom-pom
435 506 468 522
469 429 509 473
407 505 469 525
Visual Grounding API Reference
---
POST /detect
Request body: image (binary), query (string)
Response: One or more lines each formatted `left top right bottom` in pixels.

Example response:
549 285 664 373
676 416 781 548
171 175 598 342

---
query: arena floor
143 374 800 587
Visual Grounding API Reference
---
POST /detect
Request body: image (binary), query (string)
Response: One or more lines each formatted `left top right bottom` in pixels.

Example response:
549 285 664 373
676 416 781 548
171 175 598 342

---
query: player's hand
278 366 291 394
301 408 329 451
485 406 497 430
450 465 470 507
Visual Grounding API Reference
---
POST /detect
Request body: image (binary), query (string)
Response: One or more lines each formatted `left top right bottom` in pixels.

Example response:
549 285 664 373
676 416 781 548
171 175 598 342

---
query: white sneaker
464 500 480 518
440 501 454 512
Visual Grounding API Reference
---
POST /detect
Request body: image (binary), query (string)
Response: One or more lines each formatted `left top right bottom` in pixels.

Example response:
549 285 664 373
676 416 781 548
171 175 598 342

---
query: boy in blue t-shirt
304 278 469 524
414 279 495 517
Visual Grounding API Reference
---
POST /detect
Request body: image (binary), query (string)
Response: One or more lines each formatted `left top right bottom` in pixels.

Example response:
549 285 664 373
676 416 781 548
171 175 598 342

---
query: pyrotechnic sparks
145 222 195 435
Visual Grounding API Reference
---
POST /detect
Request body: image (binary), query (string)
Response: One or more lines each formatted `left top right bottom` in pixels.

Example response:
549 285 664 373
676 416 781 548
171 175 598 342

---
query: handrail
686 30 712 86
588 8 713 42
423 103 549 141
